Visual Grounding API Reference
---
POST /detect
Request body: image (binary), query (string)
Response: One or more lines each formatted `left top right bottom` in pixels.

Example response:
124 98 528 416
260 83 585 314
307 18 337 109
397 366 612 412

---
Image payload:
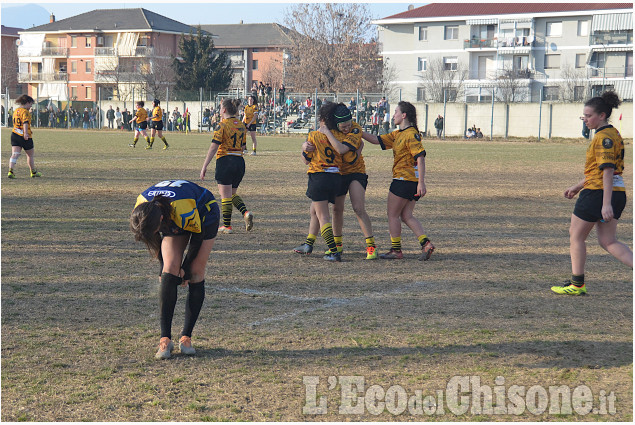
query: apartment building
2 25 27 96
374 3 633 103
199 23 293 95
17 9 197 102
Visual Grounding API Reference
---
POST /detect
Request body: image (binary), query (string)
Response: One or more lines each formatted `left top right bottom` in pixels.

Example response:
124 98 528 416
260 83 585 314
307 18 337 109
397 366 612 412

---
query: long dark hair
397 101 419 133
585 91 621 120
130 195 172 258
318 101 338 130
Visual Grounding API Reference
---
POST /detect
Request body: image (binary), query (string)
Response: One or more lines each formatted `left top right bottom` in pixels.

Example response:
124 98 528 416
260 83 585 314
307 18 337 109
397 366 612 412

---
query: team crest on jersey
352 128 360 134
414 132 421 141
602 138 614 149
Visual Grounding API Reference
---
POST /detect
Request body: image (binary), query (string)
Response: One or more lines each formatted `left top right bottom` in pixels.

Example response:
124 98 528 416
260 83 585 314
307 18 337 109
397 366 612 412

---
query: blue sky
1 1 426 28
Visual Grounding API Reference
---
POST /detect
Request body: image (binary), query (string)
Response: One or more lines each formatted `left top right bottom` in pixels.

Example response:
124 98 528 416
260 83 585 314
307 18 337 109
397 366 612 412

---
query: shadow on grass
196 340 633 369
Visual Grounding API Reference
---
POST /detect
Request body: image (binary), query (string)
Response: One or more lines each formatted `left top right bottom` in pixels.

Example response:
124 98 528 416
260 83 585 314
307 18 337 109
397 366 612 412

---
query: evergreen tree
173 26 232 92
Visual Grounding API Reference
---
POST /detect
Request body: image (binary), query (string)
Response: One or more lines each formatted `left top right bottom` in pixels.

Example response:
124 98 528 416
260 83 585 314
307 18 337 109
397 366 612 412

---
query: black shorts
306 172 341 204
150 120 164 131
136 121 148 130
573 189 627 222
10 132 34 150
215 155 245 188
246 124 257 132
338 173 368 197
389 179 420 201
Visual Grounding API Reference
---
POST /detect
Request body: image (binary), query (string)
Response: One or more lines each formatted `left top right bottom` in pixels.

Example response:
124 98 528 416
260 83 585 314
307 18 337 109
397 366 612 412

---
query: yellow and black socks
232 194 248 216
146 136 151 147
305 234 317 246
571 274 584 287
334 235 343 252
391 236 402 252
221 198 233 227
321 223 338 253
418 234 430 247
132 137 138 146
365 236 376 248
150 136 155 146
161 136 169 147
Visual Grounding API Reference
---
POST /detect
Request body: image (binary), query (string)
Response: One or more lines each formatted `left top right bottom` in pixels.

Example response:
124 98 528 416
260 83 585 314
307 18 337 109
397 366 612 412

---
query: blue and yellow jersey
583 125 625 192
332 121 365 175
135 180 219 234
212 117 247 158
151 106 163 122
378 126 426 182
12 107 32 137
135 107 148 123
304 130 342 174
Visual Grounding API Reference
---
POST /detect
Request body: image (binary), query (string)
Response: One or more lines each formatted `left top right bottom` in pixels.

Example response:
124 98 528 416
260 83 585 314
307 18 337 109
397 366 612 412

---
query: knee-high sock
182 280 205 338
231 194 248 215
221 198 233 227
159 272 182 339
320 223 337 253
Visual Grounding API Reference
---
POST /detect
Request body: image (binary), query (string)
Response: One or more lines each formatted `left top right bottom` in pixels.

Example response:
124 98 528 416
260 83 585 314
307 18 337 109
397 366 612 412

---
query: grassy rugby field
1 127 632 421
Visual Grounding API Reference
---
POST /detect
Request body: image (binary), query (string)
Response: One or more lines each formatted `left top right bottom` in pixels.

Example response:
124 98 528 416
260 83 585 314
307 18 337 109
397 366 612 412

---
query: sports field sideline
1 128 632 421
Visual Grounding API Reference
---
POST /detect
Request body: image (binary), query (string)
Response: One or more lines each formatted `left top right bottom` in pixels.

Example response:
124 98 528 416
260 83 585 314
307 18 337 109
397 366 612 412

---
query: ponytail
585 91 621 120
397 101 419 133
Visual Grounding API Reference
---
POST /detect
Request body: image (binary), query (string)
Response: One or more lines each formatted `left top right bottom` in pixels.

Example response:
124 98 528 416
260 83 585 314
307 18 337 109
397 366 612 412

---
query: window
513 55 529 71
543 86 559 101
626 51 633 77
416 87 425 102
253 48 259 53
71 86 77 99
443 56 458 71
71 60 77 73
418 26 427 41
575 53 586 68
417 57 427 72
86 86 92 99
544 54 560 69
252 60 258 70
85 36 91 47
574 86 586 101
85 60 92 73
59 62 67 73
445 88 457 101
546 22 562 37
444 25 459 40
577 20 589 37
71 35 77 48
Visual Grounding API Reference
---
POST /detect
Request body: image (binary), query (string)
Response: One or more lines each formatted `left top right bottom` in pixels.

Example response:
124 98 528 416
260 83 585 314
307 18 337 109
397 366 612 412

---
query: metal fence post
490 88 495 140
538 87 543 141
442 89 446 140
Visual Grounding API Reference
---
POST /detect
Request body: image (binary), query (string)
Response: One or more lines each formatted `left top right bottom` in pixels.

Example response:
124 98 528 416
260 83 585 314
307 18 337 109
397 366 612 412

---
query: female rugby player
149 99 169 150
128 101 150 148
8 95 41 179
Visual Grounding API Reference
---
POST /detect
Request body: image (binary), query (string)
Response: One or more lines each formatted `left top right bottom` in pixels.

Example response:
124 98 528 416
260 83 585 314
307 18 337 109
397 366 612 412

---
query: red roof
383 3 633 20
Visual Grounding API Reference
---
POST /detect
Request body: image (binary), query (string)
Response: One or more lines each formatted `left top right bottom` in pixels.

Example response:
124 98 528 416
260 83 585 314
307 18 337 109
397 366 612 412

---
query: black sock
571 274 584 287
182 280 205 337
159 272 182 339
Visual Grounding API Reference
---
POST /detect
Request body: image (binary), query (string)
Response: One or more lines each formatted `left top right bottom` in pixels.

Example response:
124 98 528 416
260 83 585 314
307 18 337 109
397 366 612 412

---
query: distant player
128 101 150 148
293 105 343 262
243 95 258 155
130 179 220 359
552 91 632 295
362 101 435 260
149 99 169 150
200 98 254 234
8 95 41 179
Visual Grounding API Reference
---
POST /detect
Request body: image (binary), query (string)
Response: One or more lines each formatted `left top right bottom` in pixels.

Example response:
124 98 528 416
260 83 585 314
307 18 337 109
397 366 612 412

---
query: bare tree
1 47 19 92
282 3 382 93
418 57 468 102
259 59 283 88
380 59 400 100
138 46 177 100
558 64 588 102
495 65 530 103
94 56 134 101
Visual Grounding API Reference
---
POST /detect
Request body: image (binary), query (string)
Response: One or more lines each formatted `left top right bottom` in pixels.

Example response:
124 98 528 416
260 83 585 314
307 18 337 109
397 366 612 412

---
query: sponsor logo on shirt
148 190 176 198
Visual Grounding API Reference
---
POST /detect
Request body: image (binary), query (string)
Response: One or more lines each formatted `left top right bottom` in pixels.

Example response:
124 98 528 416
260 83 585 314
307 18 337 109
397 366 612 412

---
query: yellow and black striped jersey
12 107 32 137
304 130 342 174
243 104 258 125
135 107 148 123
378 126 426 182
333 121 365 175
583 125 625 192
151 106 163 122
212 117 247 158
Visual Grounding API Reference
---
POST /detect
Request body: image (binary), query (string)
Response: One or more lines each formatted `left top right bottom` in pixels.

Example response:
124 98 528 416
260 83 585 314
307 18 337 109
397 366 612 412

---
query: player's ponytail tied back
585 90 621 120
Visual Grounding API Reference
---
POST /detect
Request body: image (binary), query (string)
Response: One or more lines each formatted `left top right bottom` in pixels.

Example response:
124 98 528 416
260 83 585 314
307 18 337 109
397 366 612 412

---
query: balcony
18 72 68 82
591 31 633 46
94 70 142 82
230 60 245 68
464 38 496 49
95 47 117 56
41 47 68 57
93 47 154 57
588 65 633 79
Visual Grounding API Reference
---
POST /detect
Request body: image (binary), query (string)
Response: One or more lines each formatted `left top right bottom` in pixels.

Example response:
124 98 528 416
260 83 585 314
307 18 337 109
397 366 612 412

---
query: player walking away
149 99 169 150
243 96 258 155
552 91 632 296
200 98 254 234
8 95 41 179
294 106 343 262
361 101 435 261
128 101 150 148
297 102 378 260
130 179 220 359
